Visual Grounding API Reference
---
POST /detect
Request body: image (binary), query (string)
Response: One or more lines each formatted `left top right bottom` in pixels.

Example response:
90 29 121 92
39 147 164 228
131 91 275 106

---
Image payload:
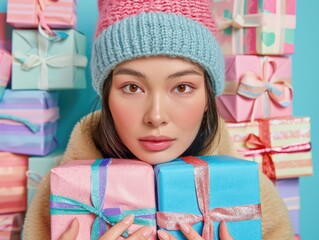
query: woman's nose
143 94 169 127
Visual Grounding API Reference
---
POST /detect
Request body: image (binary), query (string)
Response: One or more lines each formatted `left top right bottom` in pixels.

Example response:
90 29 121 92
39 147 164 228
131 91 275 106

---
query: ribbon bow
217 14 262 30
240 133 312 180
14 33 88 90
157 156 262 239
237 59 293 122
50 159 156 240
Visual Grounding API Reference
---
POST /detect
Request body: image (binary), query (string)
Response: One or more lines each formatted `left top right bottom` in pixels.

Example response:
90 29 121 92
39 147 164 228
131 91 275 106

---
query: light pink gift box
0 152 28 214
211 0 296 55
0 213 23 240
50 158 156 240
7 0 77 29
217 55 293 123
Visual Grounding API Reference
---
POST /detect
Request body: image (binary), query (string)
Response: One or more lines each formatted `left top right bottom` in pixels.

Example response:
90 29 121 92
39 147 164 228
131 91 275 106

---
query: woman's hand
157 221 234 240
59 215 154 240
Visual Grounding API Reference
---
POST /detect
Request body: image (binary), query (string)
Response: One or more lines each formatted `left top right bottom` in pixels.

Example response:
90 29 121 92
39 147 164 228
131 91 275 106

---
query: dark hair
92 71 219 158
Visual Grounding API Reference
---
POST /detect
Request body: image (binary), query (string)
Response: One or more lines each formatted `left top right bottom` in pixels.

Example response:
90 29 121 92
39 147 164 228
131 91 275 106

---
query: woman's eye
122 84 143 93
175 84 193 93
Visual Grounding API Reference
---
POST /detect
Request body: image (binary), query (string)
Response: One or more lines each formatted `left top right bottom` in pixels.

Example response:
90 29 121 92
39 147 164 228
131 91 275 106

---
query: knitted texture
91 0 225 97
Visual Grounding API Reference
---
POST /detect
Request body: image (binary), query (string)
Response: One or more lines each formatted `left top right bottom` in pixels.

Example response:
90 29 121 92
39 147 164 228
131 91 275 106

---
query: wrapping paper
0 152 28 214
50 159 157 240
275 178 299 234
0 90 59 155
155 155 262 240
7 0 76 29
0 213 23 240
12 29 87 90
217 55 293 122
211 0 296 55
27 151 63 207
0 49 12 100
227 117 313 179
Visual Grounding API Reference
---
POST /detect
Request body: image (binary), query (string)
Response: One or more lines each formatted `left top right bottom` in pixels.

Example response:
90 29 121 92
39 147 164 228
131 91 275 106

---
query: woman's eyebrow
167 69 203 79
113 68 146 78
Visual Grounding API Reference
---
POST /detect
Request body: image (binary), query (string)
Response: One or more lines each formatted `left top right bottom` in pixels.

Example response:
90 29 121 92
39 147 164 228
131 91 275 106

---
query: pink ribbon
237 59 293 122
238 120 311 180
156 156 262 239
0 216 22 232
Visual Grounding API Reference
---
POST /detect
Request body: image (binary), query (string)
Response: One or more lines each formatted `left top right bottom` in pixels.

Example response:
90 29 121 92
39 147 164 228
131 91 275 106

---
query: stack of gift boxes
0 0 87 239
211 0 312 239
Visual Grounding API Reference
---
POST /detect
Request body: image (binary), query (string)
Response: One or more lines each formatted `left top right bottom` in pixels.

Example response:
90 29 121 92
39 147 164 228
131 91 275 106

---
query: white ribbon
14 33 87 89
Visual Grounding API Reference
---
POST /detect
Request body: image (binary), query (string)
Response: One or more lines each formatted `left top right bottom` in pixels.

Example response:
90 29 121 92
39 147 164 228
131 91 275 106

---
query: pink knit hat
91 0 225 97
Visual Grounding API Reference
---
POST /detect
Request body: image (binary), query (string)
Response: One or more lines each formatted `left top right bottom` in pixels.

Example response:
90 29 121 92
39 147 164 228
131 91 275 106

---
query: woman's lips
139 136 176 152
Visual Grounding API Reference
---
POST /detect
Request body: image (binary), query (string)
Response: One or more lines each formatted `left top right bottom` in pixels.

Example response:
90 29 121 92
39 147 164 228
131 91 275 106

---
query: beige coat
23 111 294 239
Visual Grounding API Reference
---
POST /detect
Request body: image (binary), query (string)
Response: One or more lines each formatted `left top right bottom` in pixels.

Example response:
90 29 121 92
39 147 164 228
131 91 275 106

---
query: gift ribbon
36 0 69 41
50 159 156 240
156 156 262 239
0 114 39 133
14 33 88 90
0 216 22 232
217 0 296 53
238 120 311 179
27 155 61 190
224 58 293 122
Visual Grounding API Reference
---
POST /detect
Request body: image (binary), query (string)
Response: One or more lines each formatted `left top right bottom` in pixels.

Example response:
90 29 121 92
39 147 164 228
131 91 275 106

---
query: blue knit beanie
91 0 225 97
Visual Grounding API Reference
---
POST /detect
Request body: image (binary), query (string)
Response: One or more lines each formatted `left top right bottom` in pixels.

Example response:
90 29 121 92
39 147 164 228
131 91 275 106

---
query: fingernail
123 214 134 224
143 227 153 237
158 230 169 239
180 223 190 234
222 221 228 230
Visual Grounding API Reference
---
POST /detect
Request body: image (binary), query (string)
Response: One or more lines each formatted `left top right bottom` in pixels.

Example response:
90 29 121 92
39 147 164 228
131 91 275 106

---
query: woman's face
109 56 207 165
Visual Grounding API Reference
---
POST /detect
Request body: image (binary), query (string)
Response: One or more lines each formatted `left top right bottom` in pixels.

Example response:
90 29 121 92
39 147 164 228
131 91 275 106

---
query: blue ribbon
50 159 156 239
0 114 39 133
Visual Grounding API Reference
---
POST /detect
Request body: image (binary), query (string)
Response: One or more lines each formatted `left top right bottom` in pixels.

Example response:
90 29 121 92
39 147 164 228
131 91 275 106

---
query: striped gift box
7 0 76 29
211 0 296 55
276 178 300 235
0 152 28 214
0 213 23 240
226 117 313 179
0 90 59 156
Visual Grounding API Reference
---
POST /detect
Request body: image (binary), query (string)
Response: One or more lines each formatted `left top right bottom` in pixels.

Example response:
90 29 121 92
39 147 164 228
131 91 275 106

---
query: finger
126 226 154 240
99 214 134 240
157 230 177 240
59 218 79 240
219 221 234 240
179 223 203 240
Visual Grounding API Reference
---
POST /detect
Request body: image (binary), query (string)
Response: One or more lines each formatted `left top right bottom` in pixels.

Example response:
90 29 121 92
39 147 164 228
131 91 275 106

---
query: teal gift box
27 151 63 207
155 155 262 240
11 29 88 90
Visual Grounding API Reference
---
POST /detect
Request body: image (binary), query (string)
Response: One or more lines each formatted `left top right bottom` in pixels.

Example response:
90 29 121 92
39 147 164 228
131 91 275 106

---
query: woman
23 0 294 239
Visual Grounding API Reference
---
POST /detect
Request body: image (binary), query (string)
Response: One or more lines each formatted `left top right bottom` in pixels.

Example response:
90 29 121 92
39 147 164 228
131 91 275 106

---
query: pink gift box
211 0 296 55
7 0 77 29
0 152 28 214
0 49 12 98
50 159 157 240
217 55 293 122
0 213 24 240
226 117 313 180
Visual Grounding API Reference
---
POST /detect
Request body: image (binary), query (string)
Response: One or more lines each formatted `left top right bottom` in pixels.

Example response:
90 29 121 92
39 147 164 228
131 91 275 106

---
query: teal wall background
0 0 317 239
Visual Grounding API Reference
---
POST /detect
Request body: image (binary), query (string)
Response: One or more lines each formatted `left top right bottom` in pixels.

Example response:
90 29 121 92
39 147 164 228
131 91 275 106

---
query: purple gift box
0 90 59 156
276 178 299 234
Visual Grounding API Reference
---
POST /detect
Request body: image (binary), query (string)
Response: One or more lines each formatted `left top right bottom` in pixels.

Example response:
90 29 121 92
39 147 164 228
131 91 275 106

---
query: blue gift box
155 155 262 240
